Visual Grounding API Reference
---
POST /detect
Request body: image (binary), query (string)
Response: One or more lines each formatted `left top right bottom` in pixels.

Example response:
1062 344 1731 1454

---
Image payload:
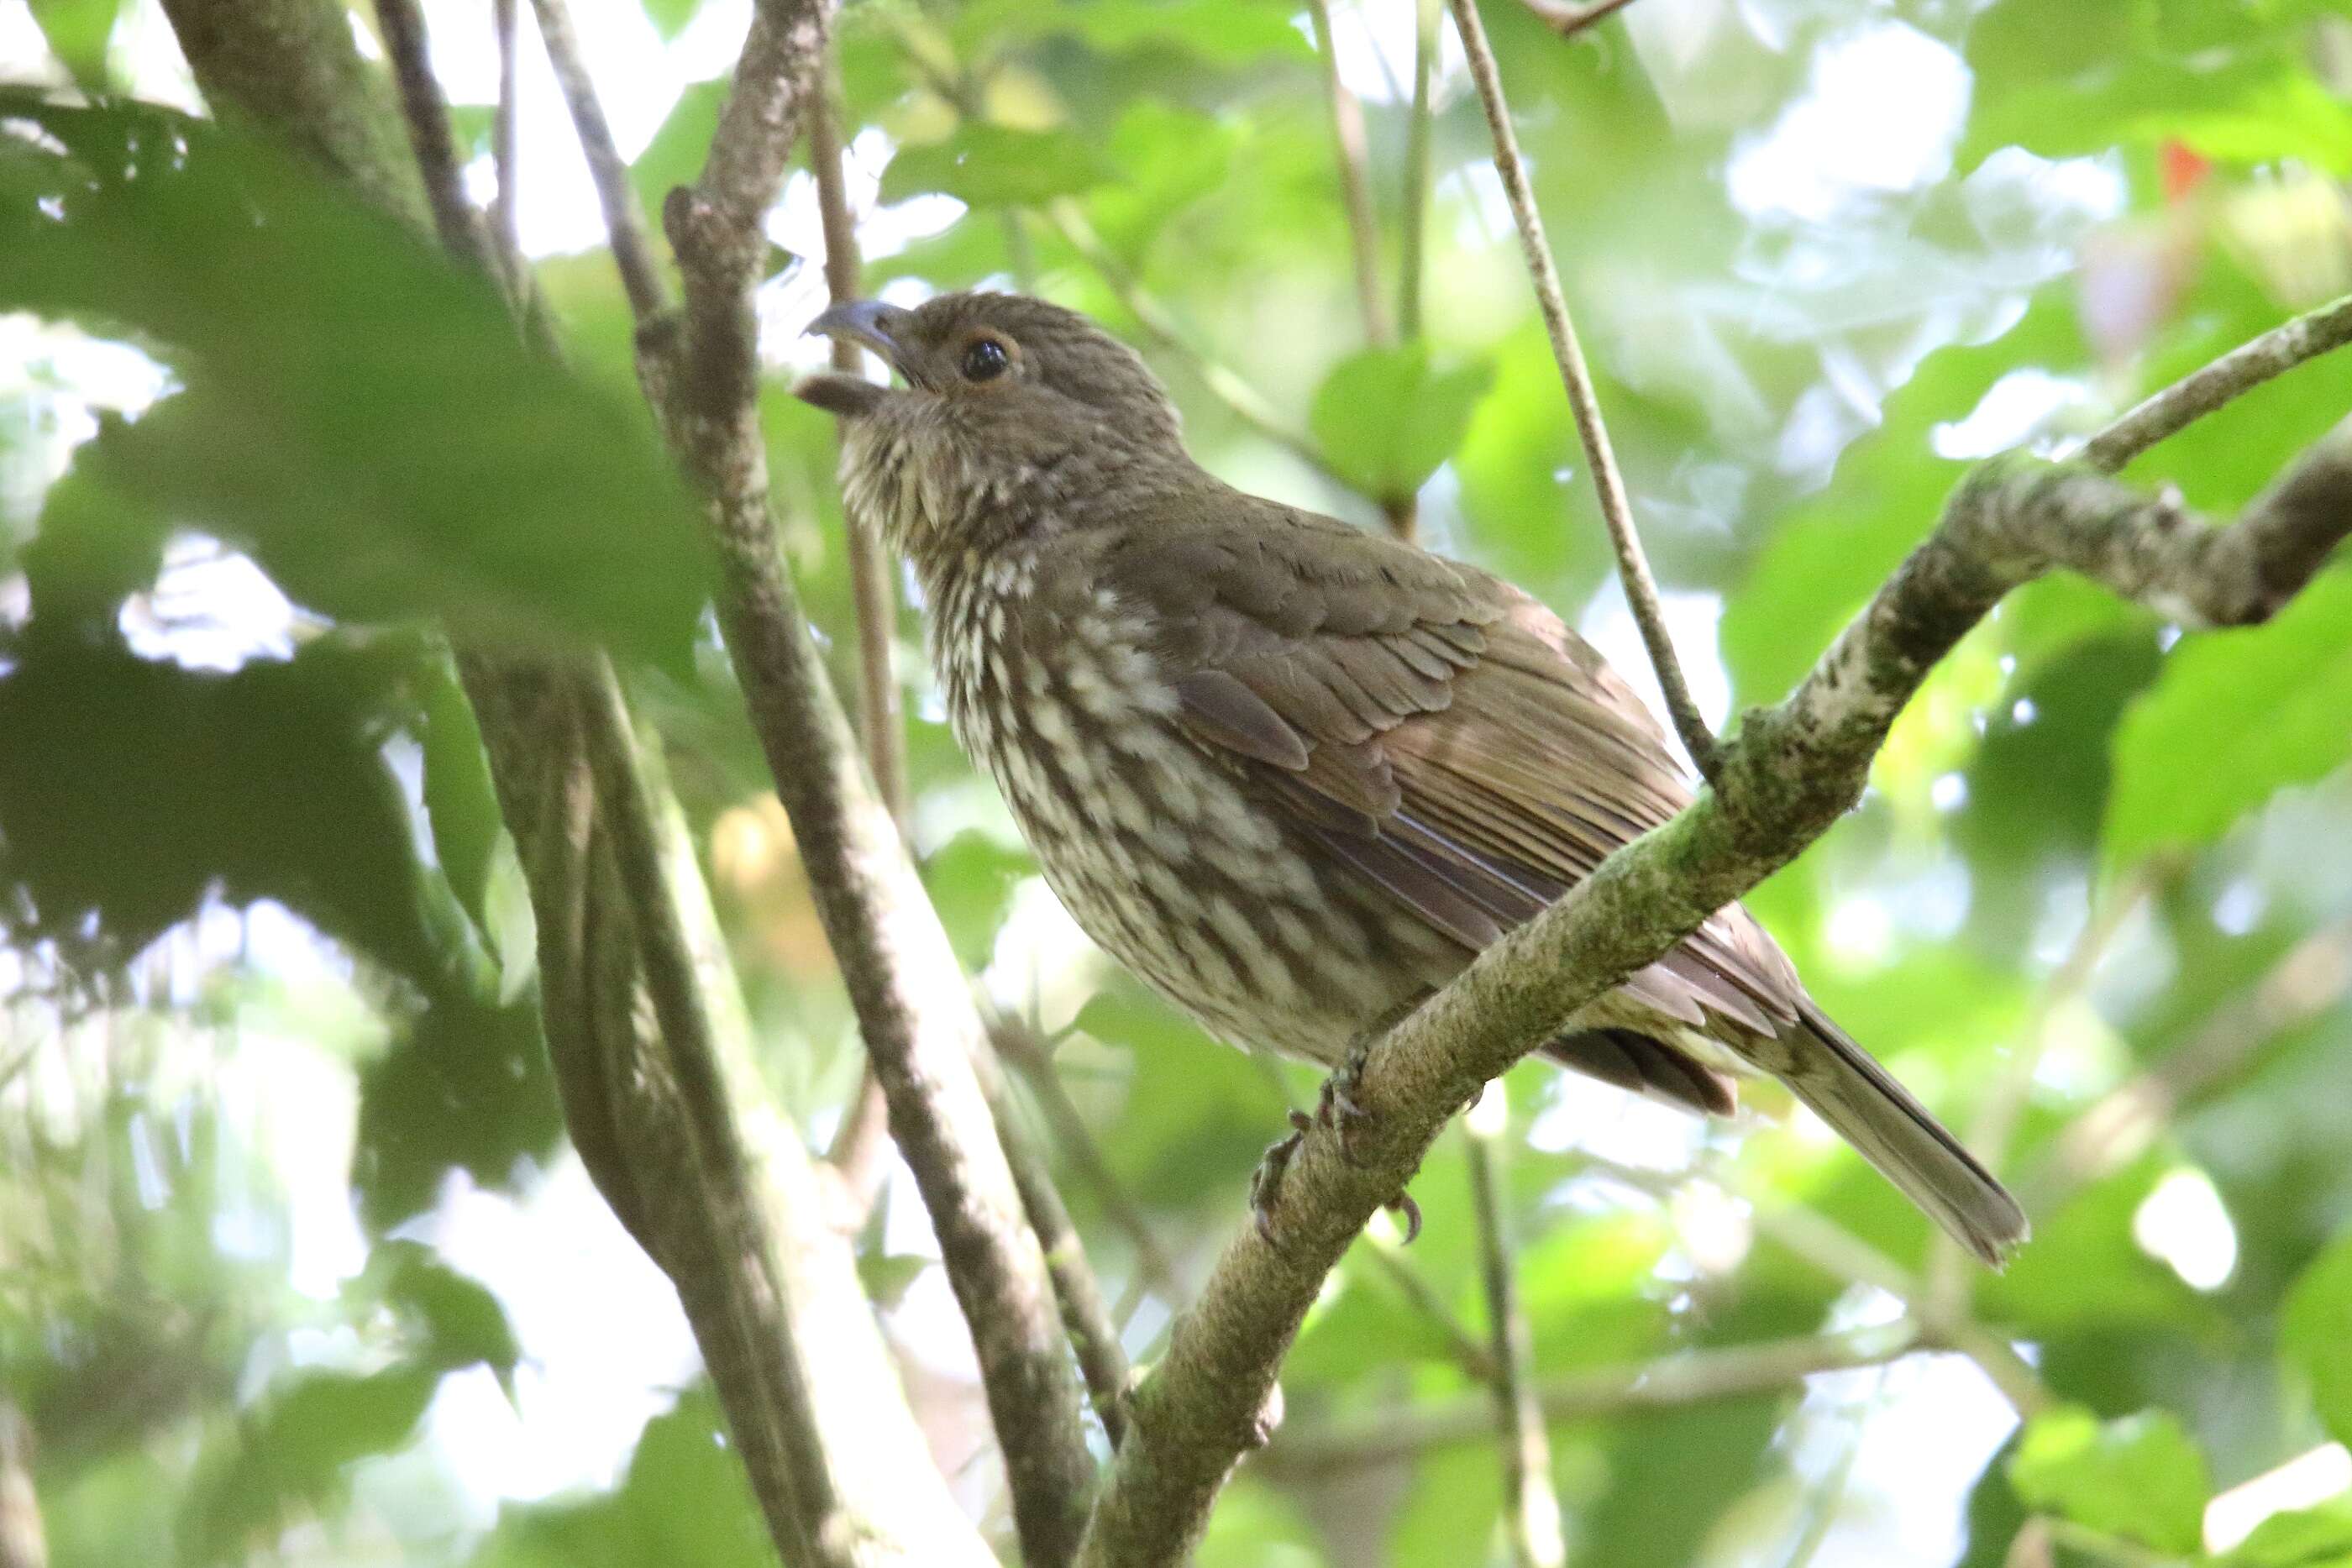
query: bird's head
795 291 1186 566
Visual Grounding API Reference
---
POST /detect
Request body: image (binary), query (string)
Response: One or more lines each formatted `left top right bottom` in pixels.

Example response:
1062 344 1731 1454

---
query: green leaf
2008 1405 2210 1555
1 94 706 667
31 0 120 90
953 0 1315 65
2282 1230 2352 1450
629 78 727 221
1308 345 1494 502
371 1240 523 1394
2104 569 2352 866
920 828 1034 971
879 124 1115 209
182 1366 441 1562
2223 1495 2352 1568
643 0 701 39
422 659 504 935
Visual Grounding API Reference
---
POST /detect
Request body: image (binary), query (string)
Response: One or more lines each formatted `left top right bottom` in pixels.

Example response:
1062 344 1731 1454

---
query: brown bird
799 291 2027 1266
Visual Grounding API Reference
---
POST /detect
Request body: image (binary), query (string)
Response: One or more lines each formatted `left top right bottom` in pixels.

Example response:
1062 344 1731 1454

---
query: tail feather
1780 1002 2028 1268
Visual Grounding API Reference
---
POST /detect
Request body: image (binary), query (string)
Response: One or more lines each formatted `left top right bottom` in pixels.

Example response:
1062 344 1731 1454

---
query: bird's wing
1100 500 1810 1106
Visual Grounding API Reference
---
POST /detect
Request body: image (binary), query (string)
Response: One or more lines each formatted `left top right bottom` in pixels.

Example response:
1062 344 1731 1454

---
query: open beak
797 299 915 417
807 299 911 370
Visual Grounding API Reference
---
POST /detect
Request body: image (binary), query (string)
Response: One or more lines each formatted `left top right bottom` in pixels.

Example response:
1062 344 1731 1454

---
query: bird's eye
960 336 1011 383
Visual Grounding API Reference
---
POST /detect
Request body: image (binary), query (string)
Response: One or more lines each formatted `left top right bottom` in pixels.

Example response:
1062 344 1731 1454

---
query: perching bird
798 291 2028 1266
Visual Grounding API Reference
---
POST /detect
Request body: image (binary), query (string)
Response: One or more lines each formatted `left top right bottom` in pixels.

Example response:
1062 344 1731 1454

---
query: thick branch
1077 343 2352 1568
157 2 990 1561
491 0 519 266
1447 0 1719 783
654 4 1097 1558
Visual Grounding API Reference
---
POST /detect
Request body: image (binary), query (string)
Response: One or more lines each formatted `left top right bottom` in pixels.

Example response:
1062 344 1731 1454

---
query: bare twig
1521 0 1643 39
1362 1235 1499 1383
1043 201 1343 485
1446 0 1719 784
808 64 904 1225
528 0 666 320
1261 1321 1921 1476
2081 291 2352 474
491 0 520 270
1398 0 1439 344
1466 1098 1565 1568
370 0 487 264
976 1046 1133 1448
995 1019 1181 1300
655 5 1096 1558
2038 915 2352 1209
1305 0 1393 348
1922 868 2160 1319
1079 314 2352 1567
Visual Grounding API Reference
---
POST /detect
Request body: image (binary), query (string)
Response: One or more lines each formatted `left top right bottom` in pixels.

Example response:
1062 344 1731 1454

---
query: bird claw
1319 1038 1378 1167
1249 1109 1315 1248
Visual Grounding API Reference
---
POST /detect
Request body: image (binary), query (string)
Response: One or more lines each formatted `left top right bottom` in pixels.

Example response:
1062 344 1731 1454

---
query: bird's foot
1249 1109 1314 1248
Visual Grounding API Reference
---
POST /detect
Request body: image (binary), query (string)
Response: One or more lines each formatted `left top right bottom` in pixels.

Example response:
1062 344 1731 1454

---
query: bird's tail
1780 1002 2029 1268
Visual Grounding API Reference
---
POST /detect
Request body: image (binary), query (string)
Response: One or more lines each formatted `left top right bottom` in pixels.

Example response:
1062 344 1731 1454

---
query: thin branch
2081 291 2352 474
2037 913 2352 1209
1361 1235 1499 1383
1305 0 1393 348
995 1019 1181 1300
1446 0 1720 784
1398 0 1438 344
528 0 667 320
1923 867 2160 1319
807 64 905 1225
654 4 1097 1559
1465 1100 1565 1568
1261 1321 1921 1476
1043 201 1344 485
976 1045 1133 1448
1078 317 2352 1567
370 0 488 265
1520 0 1643 39
491 0 520 269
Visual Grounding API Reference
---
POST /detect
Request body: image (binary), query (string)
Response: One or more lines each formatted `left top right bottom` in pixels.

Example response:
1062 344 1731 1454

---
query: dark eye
960 337 1011 382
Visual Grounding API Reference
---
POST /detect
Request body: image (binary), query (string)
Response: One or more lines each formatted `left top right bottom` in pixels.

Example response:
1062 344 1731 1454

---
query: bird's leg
1255 995 1430 1245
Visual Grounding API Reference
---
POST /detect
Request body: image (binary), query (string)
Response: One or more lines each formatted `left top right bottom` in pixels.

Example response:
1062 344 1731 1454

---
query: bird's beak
807 299 909 369
798 299 914 417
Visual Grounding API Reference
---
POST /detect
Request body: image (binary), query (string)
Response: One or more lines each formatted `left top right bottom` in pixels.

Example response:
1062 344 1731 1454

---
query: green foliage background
5 1 2352 1564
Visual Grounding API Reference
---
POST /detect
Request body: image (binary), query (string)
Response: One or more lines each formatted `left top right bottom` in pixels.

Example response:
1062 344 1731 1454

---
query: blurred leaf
921 828 1033 970
2106 569 2352 867
354 994 560 1231
370 1240 523 1394
1309 345 1493 502
181 1365 439 1563
0 94 706 666
2008 1404 2209 1555
423 658 504 935
954 0 1313 65
2282 1230 2352 1450
879 123 1115 208
643 0 701 40
2223 1495 2352 1567
467 1387 769 1568
31 0 119 90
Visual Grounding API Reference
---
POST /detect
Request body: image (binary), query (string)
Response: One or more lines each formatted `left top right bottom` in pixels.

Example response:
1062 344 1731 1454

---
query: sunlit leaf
1309 345 1493 503
2282 1230 2352 1450
30 0 119 90
2105 569 2352 866
879 123 1114 208
2008 1405 2209 1555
